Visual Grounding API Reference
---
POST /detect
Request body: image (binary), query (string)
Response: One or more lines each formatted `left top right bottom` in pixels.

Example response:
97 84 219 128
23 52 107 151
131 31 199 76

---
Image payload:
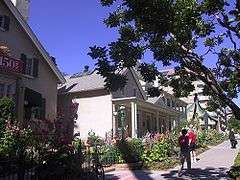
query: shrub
35 135 84 179
142 138 171 163
0 97 15 137
0 122 33 158
197 129 226 148
99 138 144 164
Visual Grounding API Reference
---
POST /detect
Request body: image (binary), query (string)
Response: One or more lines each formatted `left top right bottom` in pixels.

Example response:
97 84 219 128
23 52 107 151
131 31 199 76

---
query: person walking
188 125 197 163
229 129 237 148
178 129 191 176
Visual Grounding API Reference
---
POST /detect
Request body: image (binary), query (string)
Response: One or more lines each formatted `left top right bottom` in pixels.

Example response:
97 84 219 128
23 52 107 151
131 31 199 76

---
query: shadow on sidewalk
161 167 229 180
105 170 154 180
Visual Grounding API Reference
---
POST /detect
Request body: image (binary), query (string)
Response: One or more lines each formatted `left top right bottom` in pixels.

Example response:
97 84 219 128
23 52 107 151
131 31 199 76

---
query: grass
142 158 179 170
234 152 240 166
228 151 240 179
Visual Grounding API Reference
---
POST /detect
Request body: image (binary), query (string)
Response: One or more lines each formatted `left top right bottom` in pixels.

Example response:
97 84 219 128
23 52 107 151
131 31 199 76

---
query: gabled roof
58 70 105 94
58 68 147 100
129 68 147 100
147 96 165 105
3 0 65 83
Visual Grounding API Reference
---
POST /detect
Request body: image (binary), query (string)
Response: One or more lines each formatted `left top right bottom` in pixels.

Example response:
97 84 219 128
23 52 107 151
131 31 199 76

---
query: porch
112 97 182 138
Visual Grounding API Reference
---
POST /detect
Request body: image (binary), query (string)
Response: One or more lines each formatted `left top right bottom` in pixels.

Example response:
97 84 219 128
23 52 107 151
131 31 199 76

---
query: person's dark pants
180 151 191 170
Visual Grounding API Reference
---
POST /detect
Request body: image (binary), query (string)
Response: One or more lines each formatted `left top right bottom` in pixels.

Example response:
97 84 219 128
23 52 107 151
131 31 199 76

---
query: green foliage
228 117 240 133
142 140 171 163
90 0 240 118
35 135 84 178
0 97 15 120
116 139 144 163
99 138 144 164
0 97 15 136
197 129 226 148
0 122 33 158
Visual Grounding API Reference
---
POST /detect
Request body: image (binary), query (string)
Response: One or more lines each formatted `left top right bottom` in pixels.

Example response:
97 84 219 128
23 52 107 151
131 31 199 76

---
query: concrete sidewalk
105 141 239 180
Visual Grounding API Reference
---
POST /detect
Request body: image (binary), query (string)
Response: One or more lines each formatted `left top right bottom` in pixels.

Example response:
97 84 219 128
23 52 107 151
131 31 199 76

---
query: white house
58 68 186 139
0 0 65 123
157 69 232 130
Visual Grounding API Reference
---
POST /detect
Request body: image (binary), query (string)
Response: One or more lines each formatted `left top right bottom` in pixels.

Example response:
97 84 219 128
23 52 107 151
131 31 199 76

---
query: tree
88 0 240 119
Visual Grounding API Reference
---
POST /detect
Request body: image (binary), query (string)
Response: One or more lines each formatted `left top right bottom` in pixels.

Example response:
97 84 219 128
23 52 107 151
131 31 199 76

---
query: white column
173 118 176 129
112 104 117 137
131 102 137 138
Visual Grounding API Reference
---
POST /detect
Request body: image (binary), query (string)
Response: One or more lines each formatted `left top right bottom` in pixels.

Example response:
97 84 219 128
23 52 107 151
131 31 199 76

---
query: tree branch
215 14 240 38
227 30 237 50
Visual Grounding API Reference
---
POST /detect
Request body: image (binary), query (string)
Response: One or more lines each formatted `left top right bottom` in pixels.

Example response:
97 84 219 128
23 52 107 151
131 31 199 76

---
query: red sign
0 55 23 73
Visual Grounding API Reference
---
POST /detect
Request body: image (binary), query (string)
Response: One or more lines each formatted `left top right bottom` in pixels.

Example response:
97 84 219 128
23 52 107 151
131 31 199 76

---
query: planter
114 161 143 170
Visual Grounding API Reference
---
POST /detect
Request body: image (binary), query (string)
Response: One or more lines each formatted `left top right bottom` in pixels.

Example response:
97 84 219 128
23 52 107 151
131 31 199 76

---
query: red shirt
188 131 197 144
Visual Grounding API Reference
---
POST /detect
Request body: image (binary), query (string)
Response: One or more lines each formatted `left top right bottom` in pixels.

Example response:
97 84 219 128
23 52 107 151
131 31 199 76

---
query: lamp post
119 105 126 140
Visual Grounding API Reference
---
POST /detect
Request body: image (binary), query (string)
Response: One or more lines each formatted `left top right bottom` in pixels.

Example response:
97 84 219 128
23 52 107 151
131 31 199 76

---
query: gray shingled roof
58 71 106 94
147 96 165 106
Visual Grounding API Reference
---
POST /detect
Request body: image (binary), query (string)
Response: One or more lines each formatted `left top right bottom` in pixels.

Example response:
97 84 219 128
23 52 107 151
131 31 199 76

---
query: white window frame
0 16 4 31
25 58 34 76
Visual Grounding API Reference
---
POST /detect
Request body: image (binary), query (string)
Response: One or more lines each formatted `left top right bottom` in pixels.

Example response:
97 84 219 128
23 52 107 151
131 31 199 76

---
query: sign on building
0 55 23 73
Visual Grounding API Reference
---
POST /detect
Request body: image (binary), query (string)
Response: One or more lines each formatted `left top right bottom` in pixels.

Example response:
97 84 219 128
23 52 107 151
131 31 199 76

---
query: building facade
58 68 186 139
158 69 231 130
0 0 65 123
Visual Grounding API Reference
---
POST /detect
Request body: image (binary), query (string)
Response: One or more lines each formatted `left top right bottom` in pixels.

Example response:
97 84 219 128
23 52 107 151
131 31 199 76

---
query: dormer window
133 88 137 96
0 15 10 31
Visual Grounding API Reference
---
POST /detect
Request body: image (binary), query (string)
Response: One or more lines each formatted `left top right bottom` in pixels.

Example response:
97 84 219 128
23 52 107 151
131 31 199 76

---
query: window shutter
33 58 39 77
20 53 27 74
40 98 46 119
3 16 10 31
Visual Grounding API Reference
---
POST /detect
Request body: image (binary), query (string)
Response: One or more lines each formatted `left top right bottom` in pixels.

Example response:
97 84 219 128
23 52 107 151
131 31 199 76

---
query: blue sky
29 0 118 74
28 1 239 105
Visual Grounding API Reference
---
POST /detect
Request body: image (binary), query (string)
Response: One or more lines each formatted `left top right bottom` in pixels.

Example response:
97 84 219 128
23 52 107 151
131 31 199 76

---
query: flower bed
94 127 227 171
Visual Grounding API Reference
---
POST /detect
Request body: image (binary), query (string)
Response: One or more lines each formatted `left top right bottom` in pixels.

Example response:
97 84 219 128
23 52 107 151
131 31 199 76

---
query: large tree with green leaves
89 0 240 119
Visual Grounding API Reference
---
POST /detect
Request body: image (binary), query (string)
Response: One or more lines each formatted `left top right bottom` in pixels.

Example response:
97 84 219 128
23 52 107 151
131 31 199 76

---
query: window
0 15 10 31
167 98 171 107
25 58 33 75
121 88 125 95
6 84 12 97
172 101 176 108
133 88 137 97
0 83 4 97
21 54 39 77
197 84 204 88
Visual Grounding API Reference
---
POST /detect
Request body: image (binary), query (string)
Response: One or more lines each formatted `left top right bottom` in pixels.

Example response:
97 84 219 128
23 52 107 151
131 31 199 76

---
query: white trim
112 97 181 115
129 68 147 100
3 0 65 83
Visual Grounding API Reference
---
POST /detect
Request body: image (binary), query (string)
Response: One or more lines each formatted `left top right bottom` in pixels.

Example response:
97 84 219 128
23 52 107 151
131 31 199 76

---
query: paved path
105 140 239 180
